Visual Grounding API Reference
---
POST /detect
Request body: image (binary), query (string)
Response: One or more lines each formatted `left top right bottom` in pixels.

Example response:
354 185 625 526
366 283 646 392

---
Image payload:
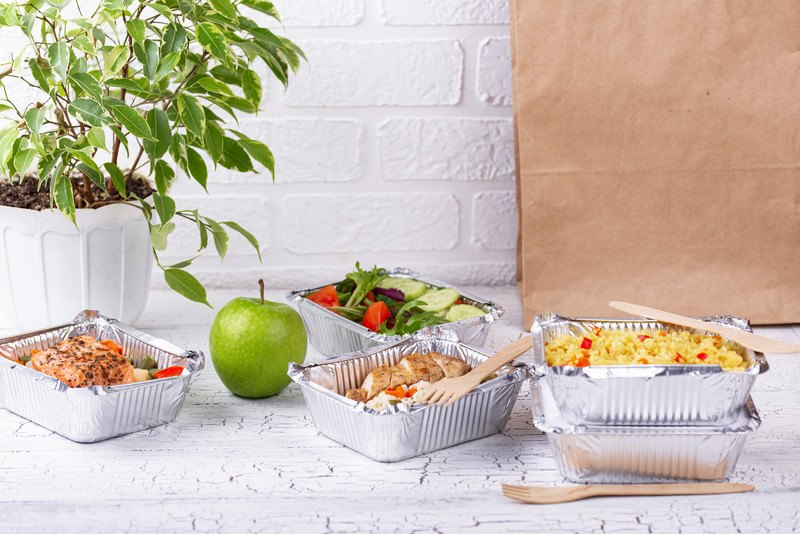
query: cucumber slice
378 277 429 301
418 288 459 312
445 304 486 322
138 355 158 370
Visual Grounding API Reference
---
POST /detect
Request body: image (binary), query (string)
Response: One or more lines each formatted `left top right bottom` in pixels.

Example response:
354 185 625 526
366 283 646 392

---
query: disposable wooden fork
419 335 533 406
609 301 800 354
502 482 754 504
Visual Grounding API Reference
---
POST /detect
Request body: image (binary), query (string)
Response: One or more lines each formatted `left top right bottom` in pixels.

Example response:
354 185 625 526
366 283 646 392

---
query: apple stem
258 279 265 305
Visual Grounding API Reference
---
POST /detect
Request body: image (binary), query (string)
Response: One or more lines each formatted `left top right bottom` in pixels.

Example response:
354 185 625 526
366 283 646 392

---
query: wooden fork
609 301 800 354
419 335 533 406
502 482 754 504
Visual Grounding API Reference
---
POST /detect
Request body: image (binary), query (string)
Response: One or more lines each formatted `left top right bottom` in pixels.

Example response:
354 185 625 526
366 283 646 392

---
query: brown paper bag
512 0 800 326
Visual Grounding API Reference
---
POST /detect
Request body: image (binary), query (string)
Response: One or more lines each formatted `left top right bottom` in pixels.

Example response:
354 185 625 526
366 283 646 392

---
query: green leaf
69 72 103 100
162 24 186 55
53 174 76 225
146 2 174 21
209 0 237 19
193 76 234 96
153 193 176 224
241 69 262 108
103 162 126 198
112 106 154 140
237 137 274 179
177 94 205 137
103 46 130 77
220 137 253 172
196 22 230 66
47 42 69 80
143 108 171 162
72 34 95 55
193 210 208 251
153 51 181 82
109 125 129 156
87 127 106 151
186 147 207 189
28 59 49 92
77 162 105 189
222 221 261 261
105 77 149 92
13 148 36 176
163 268 210 307
38 152 63 182
91 27 106 44
209 65 241 86
203 122 224 164
141 40 159 80
204 217 229 259
126 19 146 47
68 98 106 127
154 160 175 195
241 0 280 20
24 107 45 136
150 221 175 251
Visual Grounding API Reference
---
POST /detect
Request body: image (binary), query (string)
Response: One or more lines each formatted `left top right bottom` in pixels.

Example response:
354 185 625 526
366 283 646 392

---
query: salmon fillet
31 335 135 387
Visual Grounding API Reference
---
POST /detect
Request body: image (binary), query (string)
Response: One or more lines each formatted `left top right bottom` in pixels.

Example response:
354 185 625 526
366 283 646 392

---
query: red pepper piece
675 354 686 363
306 285 340 308
580 337 592 350
637 335 650 342
154 366 184 379
592 326 603 336
697 352 708 361
362 301 391 332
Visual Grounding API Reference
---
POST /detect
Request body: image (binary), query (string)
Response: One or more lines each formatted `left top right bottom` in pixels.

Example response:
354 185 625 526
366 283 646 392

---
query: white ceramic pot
0 203 152 330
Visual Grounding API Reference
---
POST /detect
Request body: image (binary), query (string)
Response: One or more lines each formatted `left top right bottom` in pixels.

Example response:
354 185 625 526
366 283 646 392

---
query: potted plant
0 0 302 329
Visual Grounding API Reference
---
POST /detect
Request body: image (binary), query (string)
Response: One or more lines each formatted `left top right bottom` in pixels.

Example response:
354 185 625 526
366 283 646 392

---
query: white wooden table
1 286 799 533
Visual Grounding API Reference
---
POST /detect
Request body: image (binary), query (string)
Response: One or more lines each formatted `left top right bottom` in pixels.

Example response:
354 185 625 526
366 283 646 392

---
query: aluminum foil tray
531 380 760 483
0 310 204 443
287 267 505 356
530 313 768 426
288 330 527 462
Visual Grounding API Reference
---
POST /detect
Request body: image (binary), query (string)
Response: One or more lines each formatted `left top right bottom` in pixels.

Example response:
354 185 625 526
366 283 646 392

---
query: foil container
288 330 527 462
287 267 505 356
530 313 768 426
0 310 204 443
531 380 760 483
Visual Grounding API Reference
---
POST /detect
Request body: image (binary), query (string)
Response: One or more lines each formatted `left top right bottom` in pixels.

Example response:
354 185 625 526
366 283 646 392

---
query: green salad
304 263 486 335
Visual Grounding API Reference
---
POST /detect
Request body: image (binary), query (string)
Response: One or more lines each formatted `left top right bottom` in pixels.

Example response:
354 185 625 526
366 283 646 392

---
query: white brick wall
2 0 517 290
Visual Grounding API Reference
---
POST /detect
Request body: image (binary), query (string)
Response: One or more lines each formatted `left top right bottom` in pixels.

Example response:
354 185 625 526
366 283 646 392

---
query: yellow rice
545 328 748 371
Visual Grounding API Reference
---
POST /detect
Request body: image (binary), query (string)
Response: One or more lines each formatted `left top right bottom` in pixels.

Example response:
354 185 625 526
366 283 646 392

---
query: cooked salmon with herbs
30 335 136 387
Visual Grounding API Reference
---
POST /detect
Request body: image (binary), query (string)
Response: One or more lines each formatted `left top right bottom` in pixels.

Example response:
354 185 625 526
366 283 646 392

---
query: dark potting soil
0 175 154 210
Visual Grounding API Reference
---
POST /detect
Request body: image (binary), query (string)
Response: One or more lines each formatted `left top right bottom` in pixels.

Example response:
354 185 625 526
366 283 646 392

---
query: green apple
209 280 308 398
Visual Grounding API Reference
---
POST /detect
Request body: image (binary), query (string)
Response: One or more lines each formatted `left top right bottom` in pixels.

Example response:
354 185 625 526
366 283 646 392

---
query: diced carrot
575 357 590 367
406 388 417 398
638 358 649 364
101 339 123 354
592 326 603 336
637 335 650 342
